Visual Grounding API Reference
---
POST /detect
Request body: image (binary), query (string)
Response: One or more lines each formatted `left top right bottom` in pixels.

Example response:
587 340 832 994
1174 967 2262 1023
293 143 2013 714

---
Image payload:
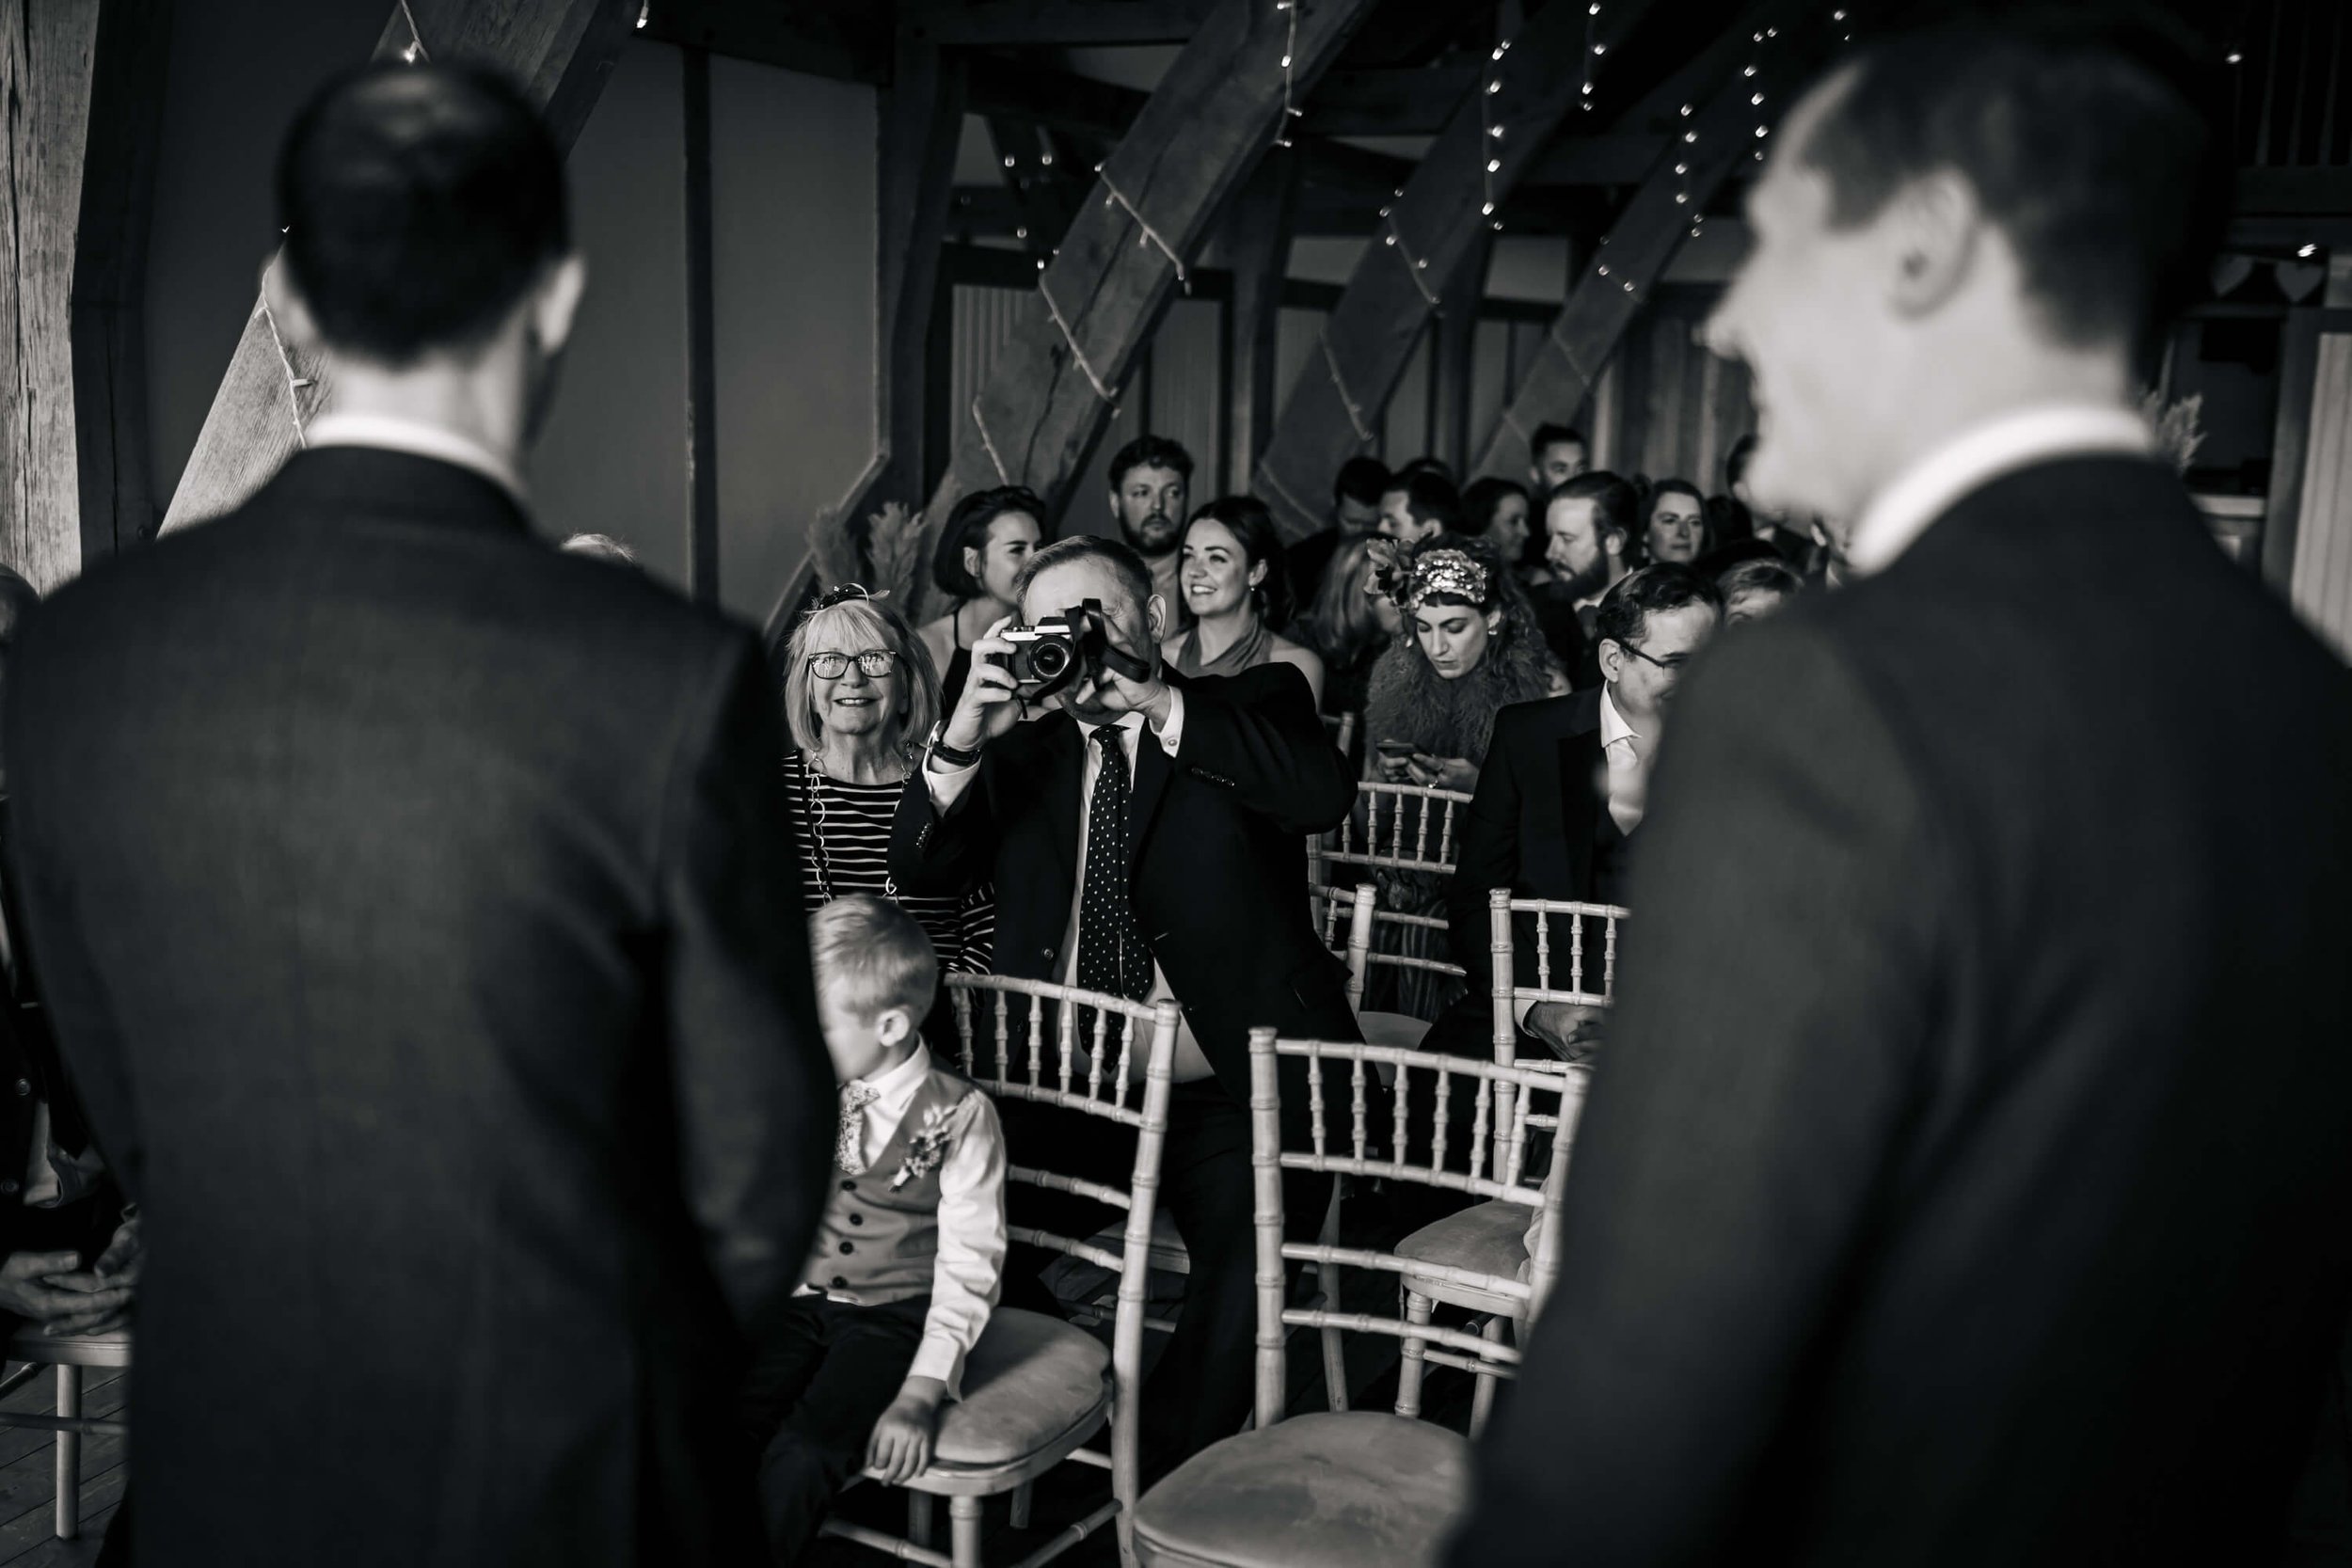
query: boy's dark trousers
740 1291 933 1562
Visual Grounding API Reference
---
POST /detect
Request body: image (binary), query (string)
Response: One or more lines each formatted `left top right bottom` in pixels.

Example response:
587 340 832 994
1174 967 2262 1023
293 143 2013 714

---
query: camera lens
1030 642 1071 679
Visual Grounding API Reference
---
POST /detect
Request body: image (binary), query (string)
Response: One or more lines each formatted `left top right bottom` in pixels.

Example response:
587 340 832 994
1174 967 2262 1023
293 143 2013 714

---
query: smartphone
1374 739 1418 760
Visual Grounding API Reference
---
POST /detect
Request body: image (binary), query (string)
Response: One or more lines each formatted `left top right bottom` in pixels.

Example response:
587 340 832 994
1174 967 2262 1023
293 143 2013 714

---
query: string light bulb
396 0 429 62
635 2 648 28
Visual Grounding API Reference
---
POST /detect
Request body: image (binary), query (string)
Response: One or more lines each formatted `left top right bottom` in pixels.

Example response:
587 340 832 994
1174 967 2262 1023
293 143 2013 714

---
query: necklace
800 749 912 902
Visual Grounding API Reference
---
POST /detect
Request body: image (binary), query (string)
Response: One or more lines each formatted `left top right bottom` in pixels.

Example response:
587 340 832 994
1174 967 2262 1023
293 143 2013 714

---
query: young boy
743 895 1007 1562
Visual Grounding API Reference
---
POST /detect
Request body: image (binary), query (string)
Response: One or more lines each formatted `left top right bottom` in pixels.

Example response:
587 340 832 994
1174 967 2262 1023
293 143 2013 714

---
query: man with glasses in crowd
1436 565 1721 1063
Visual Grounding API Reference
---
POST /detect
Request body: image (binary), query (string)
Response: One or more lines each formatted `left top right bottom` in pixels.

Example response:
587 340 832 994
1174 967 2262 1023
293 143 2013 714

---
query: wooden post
159 0 633 534
1473 0 1820 483
1225 148 1302 494
2 0 171 590
1432 227 1492 474
770 0 1379 640
1250 0 1661 541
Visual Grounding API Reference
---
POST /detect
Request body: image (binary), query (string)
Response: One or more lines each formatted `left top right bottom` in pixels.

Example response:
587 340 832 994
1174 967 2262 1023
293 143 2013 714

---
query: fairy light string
1273 1 1305 148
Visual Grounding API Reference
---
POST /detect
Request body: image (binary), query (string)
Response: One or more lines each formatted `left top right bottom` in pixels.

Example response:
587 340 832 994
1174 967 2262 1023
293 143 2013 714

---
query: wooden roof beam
1474 1 1831 482
160 0 633 533
899 0 1221 48
1252 0 1664 540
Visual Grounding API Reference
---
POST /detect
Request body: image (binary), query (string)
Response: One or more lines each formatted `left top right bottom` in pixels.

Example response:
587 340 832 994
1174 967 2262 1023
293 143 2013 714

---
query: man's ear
1146 593 1168 644
1884 171 1979 321
262 256 318 352
876 1008 914 1050
1597 638 1625 683
1485 608 1504 637
532 252 589 359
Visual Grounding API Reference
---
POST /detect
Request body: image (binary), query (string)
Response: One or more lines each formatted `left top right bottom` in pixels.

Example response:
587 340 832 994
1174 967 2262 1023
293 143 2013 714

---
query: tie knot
841 1081 881 1112
1092 724 1123 753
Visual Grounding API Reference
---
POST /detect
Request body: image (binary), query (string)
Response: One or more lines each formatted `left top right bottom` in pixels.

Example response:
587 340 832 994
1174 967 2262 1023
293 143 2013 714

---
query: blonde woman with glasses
782 586 994 1001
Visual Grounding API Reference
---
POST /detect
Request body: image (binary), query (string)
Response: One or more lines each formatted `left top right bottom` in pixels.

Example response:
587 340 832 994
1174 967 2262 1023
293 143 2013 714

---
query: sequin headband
1368 546 1490 611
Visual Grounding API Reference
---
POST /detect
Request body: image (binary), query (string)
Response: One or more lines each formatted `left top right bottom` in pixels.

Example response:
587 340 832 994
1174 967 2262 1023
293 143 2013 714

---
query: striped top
785 751 995 974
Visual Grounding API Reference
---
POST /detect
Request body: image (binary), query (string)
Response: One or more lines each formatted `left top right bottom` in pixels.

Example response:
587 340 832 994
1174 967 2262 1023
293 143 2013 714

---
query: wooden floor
0 1361 125 1567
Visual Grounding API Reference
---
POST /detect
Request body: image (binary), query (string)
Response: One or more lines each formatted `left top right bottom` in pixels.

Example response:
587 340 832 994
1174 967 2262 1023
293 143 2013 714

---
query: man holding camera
891 534 1359 1476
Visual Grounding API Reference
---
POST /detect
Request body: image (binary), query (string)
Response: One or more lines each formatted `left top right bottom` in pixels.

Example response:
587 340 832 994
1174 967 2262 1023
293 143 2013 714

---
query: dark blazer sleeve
1446 622 1946 1566
657 632 835 1343
889 754 1002 899
1447 704 1529 991
1175 664 1355 835
2 858 143 1206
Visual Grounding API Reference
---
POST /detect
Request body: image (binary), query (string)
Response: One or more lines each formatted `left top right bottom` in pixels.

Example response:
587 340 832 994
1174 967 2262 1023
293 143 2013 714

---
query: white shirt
804 1046 1007 1398
304 411 532 512
926 696 1216 1083
1846 403 2156 576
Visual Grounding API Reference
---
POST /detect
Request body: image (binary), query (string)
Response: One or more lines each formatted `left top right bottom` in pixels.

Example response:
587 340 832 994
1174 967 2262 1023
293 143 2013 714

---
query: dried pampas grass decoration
2139 388 2205 477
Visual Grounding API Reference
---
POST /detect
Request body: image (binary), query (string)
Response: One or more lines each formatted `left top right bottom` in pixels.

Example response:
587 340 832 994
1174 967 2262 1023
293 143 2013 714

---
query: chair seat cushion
1133 1413 1470 1568
925 1308 1110 1480
1357 1011 1432 1051
1396 1199 1532 1316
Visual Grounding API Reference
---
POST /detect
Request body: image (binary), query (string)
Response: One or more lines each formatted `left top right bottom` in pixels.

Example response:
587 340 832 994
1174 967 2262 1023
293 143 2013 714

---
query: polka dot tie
1078 726 1152 1007
835 1081 881 1175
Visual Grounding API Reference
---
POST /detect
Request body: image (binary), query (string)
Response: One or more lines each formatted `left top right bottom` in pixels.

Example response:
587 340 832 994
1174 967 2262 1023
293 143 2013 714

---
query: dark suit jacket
890 663 1360 1122
4 448 834 1568
1449 455 2352 1565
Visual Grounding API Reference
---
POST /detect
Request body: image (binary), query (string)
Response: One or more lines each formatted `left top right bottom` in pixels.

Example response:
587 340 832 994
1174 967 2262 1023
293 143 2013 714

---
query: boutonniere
890 1102 960 1191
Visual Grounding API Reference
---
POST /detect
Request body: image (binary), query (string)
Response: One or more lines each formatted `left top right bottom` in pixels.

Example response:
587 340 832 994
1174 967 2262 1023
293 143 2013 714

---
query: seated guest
1376 469 1463 546
1640 479 1708 566
891 534 1358 1480
1299 535 1401 739
1436 563 1723 1060
1395 455 1456 486
1361 538 1565 1019
1528 421 1591 496
744 895 1005 1564
783 588 994 1034
1284 454 1389 609
1539 471 1639 686
917 486 1047 713
1164 496 1325 704
1717 556 1805 626
1460 477 1534 569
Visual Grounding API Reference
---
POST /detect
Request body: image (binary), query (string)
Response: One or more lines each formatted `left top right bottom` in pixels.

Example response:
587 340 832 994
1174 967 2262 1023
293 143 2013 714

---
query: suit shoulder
1492 689 1597 749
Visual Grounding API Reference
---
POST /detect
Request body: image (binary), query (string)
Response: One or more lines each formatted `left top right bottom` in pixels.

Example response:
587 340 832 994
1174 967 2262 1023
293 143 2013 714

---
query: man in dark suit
892 534 1359 1475
1283 454 1390 609
5 67 834 1567
1434 564 1719 1063
1450 16 2352 1566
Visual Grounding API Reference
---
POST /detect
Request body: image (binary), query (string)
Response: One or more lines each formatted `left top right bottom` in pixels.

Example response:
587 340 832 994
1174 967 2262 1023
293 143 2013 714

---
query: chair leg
1397 1291 1433 1419
949 1495 984 1568
54 1365 81 1541
1010 1479 1033 1529
1319 1182 1348 1413
908 1490 935 1549
1470 1316 1508 1438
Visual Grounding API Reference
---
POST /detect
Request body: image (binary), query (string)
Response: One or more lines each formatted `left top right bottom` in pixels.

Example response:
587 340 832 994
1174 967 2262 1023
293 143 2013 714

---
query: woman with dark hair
1359 537 1565 1019
1161 495 1326 703
916 485 1048 711
1641 478 1710 566
1301 534 1403 721
1460 476 1534 569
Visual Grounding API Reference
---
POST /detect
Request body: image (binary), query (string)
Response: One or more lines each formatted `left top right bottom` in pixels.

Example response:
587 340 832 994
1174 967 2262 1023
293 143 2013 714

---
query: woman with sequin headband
1358 538 1564 1019
781 588 995 1022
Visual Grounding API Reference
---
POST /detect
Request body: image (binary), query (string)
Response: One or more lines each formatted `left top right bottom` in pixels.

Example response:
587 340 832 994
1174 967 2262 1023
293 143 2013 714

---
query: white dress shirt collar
303 411 532 513
1598 684 1639 749
852 1043 932 1107
1846 403 2154 577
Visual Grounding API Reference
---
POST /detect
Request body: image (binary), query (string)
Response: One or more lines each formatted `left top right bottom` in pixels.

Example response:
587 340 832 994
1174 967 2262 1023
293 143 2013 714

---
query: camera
991 600 1152 700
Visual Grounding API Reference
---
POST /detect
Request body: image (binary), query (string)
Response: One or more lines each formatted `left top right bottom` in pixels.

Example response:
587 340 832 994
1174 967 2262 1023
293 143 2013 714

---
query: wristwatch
927 721 982 769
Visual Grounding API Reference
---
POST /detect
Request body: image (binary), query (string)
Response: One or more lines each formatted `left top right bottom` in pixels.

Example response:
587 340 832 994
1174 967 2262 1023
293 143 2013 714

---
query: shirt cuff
1513 993 1538 1031
925 752 980 814
1149 688 1185 755
908 1331 970 1401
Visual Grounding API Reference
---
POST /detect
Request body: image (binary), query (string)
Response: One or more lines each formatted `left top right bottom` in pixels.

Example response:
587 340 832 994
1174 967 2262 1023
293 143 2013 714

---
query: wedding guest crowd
7 13 2350 1568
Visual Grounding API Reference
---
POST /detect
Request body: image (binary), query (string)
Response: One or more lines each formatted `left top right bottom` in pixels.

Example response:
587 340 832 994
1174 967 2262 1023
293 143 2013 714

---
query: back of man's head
1802 10 2222 353
278 64 568 365
1333 456 1391 511
1391 471 1463 533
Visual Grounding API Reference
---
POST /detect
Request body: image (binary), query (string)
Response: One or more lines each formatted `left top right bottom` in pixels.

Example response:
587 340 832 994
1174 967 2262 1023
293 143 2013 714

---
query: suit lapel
1038 719 1083 886
1553 727 1604 899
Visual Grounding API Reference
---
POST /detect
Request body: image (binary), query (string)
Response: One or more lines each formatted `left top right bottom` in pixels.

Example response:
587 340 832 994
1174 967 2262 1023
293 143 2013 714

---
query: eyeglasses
806 649 899 679
1615 641 1691 673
